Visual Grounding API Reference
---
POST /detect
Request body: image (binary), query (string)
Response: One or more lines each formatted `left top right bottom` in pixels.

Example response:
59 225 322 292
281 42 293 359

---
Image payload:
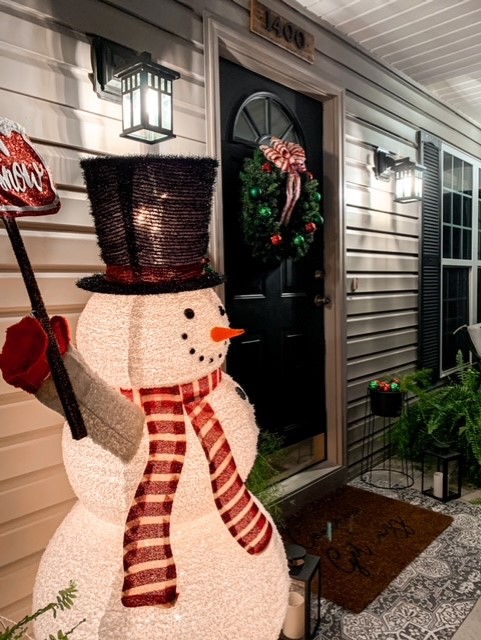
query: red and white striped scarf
120 368 272 608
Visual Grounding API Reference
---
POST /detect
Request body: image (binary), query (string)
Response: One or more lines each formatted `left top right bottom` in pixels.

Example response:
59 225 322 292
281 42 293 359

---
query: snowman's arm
36 345 144 462
0 315 144 462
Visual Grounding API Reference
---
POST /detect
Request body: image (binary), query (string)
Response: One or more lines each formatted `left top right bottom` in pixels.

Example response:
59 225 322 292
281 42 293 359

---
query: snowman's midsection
62 381 260 526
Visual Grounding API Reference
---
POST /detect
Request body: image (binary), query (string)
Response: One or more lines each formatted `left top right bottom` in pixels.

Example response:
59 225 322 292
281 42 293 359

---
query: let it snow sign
250 0 315 64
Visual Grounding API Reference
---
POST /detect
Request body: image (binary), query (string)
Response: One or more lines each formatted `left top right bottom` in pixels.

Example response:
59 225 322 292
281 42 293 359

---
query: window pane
452 192 461 226
464 163 473 192
453 156 463 191
452 226 461 259
463 195 472 227
443 191 451 224
478 268 481 323
442 267 469 370
443 224 451 258
463 229 472 259
443 153 453 189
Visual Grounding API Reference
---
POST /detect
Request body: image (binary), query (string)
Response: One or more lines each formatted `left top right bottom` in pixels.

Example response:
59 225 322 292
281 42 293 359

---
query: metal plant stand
361 389 414 490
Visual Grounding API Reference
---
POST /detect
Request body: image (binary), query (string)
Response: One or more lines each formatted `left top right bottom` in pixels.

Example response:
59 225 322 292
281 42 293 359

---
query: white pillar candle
282 591 305 639
433 471 444 499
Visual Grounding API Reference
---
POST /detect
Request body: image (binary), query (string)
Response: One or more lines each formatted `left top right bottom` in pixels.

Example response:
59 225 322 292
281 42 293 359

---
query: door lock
314 295 331 307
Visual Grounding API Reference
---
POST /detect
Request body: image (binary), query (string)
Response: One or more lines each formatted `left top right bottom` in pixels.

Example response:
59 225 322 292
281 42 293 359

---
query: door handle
314 295 331 307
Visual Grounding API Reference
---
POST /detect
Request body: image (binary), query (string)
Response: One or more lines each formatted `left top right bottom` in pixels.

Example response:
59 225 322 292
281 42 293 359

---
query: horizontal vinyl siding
0 0 212 622
344 116 420 479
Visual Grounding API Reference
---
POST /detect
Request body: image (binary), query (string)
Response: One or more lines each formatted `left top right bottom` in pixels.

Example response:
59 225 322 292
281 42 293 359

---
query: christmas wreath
239 137 323 263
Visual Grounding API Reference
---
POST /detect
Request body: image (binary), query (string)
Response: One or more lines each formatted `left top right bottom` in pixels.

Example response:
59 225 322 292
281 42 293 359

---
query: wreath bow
260 137 307 226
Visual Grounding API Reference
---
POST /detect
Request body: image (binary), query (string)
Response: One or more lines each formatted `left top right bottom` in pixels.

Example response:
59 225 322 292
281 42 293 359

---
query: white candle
282 591 305 639
433 471 444 499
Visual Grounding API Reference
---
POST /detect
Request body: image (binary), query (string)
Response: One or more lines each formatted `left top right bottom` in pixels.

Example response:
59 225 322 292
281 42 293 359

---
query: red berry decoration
305 222 317 233
270 234 283 246
379 382 391 392
262 162 273 173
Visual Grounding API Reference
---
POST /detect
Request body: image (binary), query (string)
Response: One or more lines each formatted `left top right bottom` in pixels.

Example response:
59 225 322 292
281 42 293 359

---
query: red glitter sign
0 118 60 217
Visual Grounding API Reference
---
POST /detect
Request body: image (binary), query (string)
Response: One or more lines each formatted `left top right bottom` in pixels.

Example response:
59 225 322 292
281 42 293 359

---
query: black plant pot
369 389 403 417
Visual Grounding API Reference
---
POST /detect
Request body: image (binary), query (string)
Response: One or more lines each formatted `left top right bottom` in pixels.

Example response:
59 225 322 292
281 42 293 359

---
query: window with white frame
419 134 481 379
441 146 481 372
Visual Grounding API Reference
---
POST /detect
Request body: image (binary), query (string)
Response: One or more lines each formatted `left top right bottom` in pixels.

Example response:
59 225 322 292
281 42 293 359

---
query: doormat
280 484 453 614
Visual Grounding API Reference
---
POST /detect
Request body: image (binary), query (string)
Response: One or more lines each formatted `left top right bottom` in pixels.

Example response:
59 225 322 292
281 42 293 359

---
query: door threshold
277 463 347 516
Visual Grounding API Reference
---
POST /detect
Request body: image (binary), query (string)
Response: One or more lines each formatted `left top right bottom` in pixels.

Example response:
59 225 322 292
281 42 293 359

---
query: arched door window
232 91 303 147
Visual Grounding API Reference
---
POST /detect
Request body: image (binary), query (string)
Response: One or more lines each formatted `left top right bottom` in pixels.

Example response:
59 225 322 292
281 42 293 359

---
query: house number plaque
250 0 315 64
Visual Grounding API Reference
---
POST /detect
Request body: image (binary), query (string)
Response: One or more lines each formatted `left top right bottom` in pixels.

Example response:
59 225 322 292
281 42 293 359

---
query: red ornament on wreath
262 162 272 173
271 234 283 246
305 222 317 233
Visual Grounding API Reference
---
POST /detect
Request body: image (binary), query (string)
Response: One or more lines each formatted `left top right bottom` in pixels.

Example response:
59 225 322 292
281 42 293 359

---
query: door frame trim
203 11 347 480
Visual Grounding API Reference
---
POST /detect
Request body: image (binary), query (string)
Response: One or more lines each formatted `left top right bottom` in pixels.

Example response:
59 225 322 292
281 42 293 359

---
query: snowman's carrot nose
211 326 245 342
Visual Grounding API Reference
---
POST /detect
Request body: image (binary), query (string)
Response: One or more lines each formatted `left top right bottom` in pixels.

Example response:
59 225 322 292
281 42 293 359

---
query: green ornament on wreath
240 136 323 263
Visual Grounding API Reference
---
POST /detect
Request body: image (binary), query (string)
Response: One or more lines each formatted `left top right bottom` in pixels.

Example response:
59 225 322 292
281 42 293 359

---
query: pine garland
239 147 323 263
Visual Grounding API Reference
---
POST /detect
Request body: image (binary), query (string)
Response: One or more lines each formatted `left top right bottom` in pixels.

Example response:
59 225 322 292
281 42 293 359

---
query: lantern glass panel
132 87 141 127
146 88 159 127
122 91 131 130
162 93 172 130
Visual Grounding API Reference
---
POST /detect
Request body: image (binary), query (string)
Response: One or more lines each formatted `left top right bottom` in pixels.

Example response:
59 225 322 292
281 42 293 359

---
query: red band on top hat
106 261 207 285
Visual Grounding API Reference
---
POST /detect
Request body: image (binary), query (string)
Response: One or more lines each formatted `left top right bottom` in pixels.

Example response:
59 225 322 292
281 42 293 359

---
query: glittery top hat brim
77 270 225 295
77 155 225 295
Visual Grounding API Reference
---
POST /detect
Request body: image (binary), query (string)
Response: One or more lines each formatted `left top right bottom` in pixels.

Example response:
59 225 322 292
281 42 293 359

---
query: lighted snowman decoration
27 156 290 639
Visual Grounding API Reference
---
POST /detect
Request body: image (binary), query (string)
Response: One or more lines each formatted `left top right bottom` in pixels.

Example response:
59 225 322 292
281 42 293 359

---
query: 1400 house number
264 8 307 50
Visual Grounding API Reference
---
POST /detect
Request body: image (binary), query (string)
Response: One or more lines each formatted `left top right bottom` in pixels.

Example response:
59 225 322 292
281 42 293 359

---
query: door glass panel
232 93 301 145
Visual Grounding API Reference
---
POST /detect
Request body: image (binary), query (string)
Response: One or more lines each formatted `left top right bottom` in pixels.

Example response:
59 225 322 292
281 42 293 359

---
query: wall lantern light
89 35 180 144
374 148 425 203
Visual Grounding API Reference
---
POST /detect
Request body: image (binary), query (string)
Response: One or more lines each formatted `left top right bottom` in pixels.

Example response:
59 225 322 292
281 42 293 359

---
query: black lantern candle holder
421 448 463 502
281 544 321 640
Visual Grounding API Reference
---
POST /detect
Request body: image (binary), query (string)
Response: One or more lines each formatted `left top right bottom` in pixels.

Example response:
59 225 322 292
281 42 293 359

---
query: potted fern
391 352 481 485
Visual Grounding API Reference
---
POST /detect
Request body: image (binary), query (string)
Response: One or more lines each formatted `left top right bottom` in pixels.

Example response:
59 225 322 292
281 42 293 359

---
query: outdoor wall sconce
374 148 425 203
89 35 180 144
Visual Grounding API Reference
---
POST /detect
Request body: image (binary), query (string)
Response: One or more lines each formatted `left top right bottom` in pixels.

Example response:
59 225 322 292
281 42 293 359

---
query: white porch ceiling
295 0 481 127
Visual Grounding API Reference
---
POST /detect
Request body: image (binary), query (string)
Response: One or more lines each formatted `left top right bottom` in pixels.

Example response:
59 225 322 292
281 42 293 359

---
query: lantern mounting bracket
89 34 138 104
374 148 408 181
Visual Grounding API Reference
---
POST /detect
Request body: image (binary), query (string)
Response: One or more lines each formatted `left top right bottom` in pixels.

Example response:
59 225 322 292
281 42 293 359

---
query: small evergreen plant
0 582 85 640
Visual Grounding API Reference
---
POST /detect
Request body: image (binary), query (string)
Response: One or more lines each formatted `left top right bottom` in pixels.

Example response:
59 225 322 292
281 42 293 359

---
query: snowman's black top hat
77 155 225 294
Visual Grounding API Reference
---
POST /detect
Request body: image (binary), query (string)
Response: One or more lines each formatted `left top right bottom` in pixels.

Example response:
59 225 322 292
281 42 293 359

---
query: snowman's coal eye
181 333 188 340
219 306 226 316
184 308 195 319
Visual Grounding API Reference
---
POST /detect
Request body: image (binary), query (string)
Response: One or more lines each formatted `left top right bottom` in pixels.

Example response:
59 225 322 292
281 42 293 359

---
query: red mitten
0 315 71 393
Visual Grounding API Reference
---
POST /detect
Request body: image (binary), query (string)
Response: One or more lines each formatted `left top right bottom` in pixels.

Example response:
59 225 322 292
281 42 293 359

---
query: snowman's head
76 287 241 388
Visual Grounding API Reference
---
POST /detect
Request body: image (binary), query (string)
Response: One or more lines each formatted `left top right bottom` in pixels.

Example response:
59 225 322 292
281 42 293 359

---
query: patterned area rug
314 479 481 640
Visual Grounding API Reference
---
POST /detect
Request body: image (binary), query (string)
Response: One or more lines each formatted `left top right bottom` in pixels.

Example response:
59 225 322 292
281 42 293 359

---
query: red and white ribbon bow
260 136 307 226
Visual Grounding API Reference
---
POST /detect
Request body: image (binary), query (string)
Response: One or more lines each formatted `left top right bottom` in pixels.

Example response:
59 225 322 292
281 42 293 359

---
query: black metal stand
361 390 414 489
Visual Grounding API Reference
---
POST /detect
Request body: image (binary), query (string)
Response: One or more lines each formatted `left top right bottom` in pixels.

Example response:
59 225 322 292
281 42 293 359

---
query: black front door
220 58 326 454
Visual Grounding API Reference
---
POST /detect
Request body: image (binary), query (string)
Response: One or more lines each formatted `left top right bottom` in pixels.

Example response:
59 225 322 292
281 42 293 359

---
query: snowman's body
33 288 289 640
